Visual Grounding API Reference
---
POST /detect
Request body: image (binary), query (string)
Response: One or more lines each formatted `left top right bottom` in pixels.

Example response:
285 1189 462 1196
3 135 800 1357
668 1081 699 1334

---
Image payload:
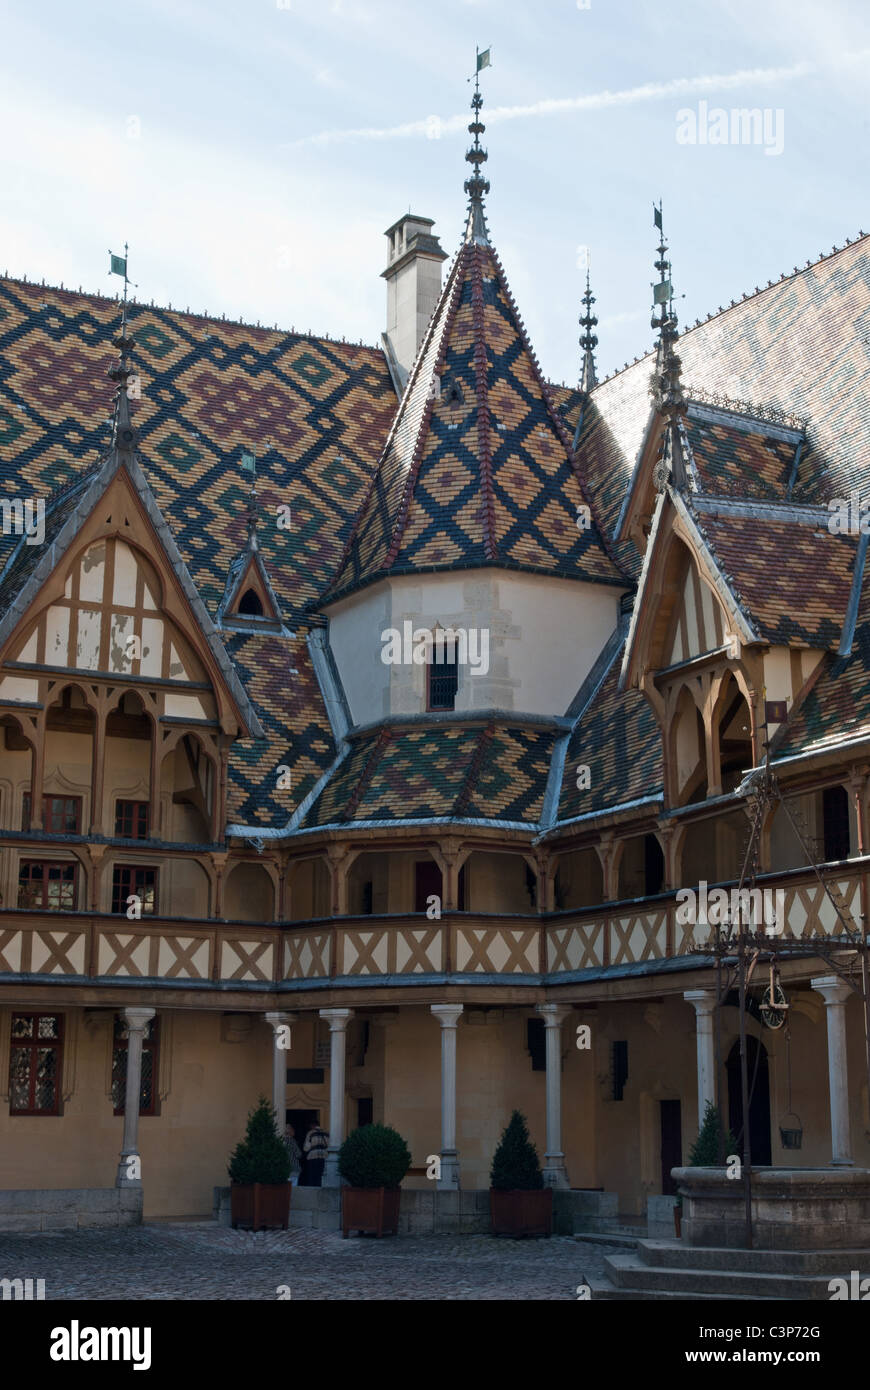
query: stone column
431 1004 463 1189
684 989 717 1121
265 1011 297 1132
811 976 854 1165
320 1008 353 1186
115 1007 155 1187
536 1003 570 1189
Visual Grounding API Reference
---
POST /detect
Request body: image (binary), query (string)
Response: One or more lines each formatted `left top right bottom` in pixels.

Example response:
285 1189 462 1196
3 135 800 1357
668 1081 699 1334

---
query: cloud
287 61 815 146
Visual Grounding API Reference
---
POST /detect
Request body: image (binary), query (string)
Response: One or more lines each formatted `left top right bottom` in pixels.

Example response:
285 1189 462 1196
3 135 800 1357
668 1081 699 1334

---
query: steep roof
570 234 870 568
323 227 626 604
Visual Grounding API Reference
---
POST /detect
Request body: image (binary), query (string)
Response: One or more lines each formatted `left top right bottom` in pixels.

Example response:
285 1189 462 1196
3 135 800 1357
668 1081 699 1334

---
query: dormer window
238 588 264 616
443 380 463 409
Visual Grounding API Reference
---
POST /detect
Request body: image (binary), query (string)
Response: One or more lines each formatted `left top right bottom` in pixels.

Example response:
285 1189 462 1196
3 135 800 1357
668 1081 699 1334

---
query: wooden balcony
0 859 864 989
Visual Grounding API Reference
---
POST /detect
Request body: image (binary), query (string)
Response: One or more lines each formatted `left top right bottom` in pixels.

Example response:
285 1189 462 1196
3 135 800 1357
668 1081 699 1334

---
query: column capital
684 989 717 1017
121 1007 155 1031
536 1003 570 1028
265 1010 298 1029
811 975 853 1007
431 1004 463 1029
319 1007 354 1032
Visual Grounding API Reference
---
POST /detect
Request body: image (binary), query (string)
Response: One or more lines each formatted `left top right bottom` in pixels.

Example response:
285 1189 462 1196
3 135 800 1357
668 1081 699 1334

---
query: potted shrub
227 1096 292 1230
676 1100 739 1237
338 1123 411 1238
490 1110 552 1237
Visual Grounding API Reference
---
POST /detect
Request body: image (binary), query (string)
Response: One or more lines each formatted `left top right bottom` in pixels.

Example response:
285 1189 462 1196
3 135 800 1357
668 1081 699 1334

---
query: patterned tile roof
0 277 396 827
775 564 870 762
556 649 662 822
691 505 857 650
684 411 800 500
569 235 870 553
324 232 627 603
300 722 556 827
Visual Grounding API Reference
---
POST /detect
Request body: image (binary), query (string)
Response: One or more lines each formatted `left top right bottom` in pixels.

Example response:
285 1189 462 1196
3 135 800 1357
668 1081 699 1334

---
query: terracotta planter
230 1181 291 1231
490 1187 553 1237
342 1186 402 1238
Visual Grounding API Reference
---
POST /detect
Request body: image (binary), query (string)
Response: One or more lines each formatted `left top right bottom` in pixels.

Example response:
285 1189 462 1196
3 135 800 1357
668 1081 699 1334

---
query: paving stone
0 1223 612 1300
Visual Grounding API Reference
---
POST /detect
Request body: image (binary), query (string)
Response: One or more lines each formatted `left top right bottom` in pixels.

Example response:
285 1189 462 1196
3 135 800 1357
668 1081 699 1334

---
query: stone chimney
381 214 447 391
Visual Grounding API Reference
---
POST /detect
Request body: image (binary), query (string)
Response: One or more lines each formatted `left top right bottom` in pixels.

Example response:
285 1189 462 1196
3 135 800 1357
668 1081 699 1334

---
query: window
111 865 157 915
238 588 264 616
9 1014 63 1114
822 785 850 862
526 1018 546 1072
611 1041 629 1101
18 860 77 910
427 636 459 711
115 800 149 840
21 795 82 834
112 1015 159 1115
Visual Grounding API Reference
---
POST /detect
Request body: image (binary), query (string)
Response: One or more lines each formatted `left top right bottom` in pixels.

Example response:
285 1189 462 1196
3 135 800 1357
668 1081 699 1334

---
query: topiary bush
338 1124 411 1189
490 1110 544 1191
227 1095 291 1184
688 1099 739 1167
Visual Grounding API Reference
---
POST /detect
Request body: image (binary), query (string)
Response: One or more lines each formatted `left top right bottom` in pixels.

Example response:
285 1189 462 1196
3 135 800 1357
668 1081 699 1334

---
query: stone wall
0 1187 142 1232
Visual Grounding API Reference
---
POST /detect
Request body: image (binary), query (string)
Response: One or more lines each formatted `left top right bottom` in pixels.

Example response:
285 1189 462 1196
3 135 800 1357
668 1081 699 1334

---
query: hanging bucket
779 1113 803 1150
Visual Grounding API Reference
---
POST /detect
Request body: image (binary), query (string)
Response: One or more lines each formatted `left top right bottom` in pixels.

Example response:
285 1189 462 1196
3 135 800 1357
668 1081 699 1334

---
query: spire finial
579 268 598 393
649 202 688 490
464 47 491 245
107 243 139 452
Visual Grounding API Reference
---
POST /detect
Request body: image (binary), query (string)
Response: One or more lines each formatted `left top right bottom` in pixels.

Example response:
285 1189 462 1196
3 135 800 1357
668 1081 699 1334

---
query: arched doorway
727 1036 771 1165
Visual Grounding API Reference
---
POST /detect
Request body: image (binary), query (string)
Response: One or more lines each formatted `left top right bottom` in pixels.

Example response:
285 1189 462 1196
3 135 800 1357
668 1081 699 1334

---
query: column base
323 1151 342 1188
115 1157 142 1189
436 1150 461 1190
830 1158 855 1167
543 1155 570 1190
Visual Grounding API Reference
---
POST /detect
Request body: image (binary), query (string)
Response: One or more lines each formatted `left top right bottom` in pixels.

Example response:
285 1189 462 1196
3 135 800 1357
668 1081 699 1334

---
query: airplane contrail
286 62 813 147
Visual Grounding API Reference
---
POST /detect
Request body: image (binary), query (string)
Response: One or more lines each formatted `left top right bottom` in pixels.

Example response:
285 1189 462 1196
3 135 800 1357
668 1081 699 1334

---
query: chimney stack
381 214 447 391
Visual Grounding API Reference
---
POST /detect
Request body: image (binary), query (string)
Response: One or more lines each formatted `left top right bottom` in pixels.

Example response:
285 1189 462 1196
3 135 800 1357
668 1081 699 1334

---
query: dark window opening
112 1014 159 1115
111 865 157 915
527 1017 547 1071
644 834 665 895
357 1097 373 1128
9 1013 63 1114
115 800 150 840
457 863 467 911
611 1040 629 1101
21 794 82 834
18 860 77 911
524 863 537 908
361 880 373 915
823 785 850 862
414 860 442 913
444 380 463 408
238 588 264 616
427 638 458 711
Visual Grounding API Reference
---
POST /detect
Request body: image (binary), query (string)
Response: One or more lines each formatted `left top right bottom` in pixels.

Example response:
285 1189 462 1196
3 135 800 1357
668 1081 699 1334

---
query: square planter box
490 1188 553 1238
230 1182 291 1231
342 1187 401 1238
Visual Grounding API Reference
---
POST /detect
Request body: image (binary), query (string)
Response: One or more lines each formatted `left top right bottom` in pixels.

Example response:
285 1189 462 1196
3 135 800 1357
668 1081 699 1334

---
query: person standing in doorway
303 1119 328 1187
283 1123 302 1187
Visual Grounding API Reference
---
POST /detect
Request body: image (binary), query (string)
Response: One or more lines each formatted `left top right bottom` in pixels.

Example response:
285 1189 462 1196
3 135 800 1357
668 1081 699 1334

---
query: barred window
111 1015 159 1115
427 637 459 711
9 1014 63 1114
18 860 78 911
111 865 157 915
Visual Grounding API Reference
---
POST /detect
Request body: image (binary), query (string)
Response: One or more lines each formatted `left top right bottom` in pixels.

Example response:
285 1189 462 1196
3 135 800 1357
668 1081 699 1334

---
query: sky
0 0 868 385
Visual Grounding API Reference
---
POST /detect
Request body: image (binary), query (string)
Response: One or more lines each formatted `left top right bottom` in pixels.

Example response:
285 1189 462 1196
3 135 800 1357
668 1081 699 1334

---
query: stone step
603 1252 833 1299
637 1238 870 1276
587 1276 770 1302
574 1232 640 1249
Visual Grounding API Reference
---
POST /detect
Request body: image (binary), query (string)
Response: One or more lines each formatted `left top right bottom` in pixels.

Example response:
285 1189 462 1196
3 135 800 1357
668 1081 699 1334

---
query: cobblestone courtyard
0 1223 610 1300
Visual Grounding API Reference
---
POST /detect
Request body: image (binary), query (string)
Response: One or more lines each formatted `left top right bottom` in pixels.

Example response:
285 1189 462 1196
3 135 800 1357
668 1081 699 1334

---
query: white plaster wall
326 569 623 723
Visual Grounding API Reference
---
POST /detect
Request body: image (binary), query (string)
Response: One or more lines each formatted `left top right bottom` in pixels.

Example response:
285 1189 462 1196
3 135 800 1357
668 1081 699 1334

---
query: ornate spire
107 244 139 453
649 203 687 490
464 50 490 246
579 270 598 394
